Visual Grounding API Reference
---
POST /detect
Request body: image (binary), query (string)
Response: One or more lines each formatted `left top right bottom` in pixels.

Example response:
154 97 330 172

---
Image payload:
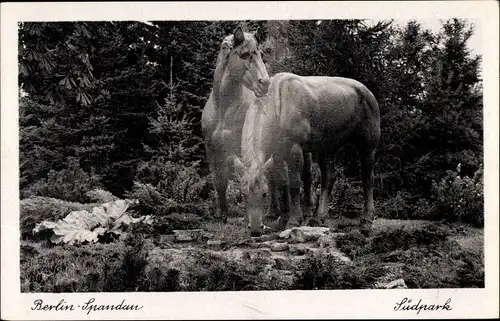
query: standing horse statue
230 72 380 237
201 27 271 223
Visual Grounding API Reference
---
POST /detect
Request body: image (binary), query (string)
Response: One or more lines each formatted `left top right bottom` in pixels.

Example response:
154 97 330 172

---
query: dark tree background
18 19 483 226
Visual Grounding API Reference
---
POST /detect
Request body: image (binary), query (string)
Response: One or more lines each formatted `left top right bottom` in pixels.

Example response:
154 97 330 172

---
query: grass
20 194 484 292
204 217 248 242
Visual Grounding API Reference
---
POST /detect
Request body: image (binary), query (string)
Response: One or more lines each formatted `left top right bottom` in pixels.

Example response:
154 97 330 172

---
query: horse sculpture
230 72 380 237
201 27 271 223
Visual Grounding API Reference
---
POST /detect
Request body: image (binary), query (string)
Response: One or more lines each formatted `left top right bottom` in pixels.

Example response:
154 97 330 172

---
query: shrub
336 230 370 259
21 157 102 203
85 188 118 203
293 254 385 290
131 158 210 208
431 164 484 226
327 167 364 219
369 224 450 254
376 191 413 219
104 235 149 292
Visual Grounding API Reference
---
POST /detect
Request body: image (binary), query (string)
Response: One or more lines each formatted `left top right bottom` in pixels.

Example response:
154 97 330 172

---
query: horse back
270 73 380 151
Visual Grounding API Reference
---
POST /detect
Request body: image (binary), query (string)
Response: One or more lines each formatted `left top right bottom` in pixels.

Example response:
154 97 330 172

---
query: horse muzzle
254 78 270 97
250 231 262 237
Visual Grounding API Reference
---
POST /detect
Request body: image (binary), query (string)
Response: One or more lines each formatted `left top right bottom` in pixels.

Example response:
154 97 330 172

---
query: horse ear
263 155 274 174
233 26 245 47
228 155 246 178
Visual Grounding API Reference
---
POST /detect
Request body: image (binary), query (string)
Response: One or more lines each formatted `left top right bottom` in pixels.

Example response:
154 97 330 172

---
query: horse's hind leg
359 147 376 233
301 152 314 220
311 153 333 225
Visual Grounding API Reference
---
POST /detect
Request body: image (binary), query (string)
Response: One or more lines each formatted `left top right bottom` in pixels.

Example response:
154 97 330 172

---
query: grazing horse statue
201 26 271 223
230 72 380 236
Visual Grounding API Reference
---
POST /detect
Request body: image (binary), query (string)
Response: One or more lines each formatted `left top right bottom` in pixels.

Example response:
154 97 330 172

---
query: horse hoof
359 222 373 236
214 216 228 224
275 217 288 231
307 218 320 227
288 218 301 228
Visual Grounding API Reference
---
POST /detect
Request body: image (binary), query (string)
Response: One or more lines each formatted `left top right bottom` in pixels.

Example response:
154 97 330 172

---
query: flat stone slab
173 229 206 242
373 278 408 289
279 226 332 242
270 242 289 252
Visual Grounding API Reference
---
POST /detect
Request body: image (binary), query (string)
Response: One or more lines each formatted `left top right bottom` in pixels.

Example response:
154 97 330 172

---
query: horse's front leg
264 177 280 223
286 144 305 227
211 158 229 224
266 161 290 231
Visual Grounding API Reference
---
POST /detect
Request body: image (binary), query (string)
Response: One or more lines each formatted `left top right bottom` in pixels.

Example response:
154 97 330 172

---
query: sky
392 18 482 56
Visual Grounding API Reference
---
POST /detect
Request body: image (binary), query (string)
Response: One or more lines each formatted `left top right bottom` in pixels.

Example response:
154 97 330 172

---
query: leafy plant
32 199 151 245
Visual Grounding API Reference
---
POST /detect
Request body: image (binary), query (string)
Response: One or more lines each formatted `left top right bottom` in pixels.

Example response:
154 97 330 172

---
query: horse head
218 26 270 98
228 154 274 236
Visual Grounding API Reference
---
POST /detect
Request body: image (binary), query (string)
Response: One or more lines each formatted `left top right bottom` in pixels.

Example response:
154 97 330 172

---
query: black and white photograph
1 1 498 320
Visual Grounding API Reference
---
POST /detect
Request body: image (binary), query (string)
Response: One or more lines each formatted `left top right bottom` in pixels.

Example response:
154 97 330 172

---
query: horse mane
212 32 260 100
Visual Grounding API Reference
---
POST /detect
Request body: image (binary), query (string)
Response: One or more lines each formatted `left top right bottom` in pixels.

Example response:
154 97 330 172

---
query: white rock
270 242 289 252
374 278 408 289
173 229 205 242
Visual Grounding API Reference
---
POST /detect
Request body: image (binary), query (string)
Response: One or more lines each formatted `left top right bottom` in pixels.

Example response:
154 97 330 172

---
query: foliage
431 164 484 226
293 254 385 290
21 157 102 203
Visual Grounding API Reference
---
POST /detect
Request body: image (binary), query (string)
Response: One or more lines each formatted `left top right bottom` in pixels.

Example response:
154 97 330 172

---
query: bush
207 179 245 217
336 230 370 259
85 188 118 203
293 254 385 290
21 157 102 203
133 158 209 201
370 224 450 254
376 191 413 219
327 167 364 219
431 164 484 226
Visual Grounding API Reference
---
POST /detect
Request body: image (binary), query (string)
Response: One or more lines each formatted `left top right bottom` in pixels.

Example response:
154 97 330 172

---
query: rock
278 229 292 239
273 256 289 269
311 248 352 264
251 234 277 242
279 226 332 242
289 229 306 243
288 243 309 255
259 241 273 249
202 232 214 240
374 278 408 289
327 250 352 264
270 242 289 252
206 240 226 251
316 235 334 248
173 229 205 242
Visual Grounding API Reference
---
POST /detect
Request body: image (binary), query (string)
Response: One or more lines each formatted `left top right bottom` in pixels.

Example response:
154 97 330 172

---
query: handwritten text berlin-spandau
394 297 452 314
31 298 143 315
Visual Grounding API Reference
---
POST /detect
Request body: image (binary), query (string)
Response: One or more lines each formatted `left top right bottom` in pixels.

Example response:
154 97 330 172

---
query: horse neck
212 64 250 117
241 104 266 167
